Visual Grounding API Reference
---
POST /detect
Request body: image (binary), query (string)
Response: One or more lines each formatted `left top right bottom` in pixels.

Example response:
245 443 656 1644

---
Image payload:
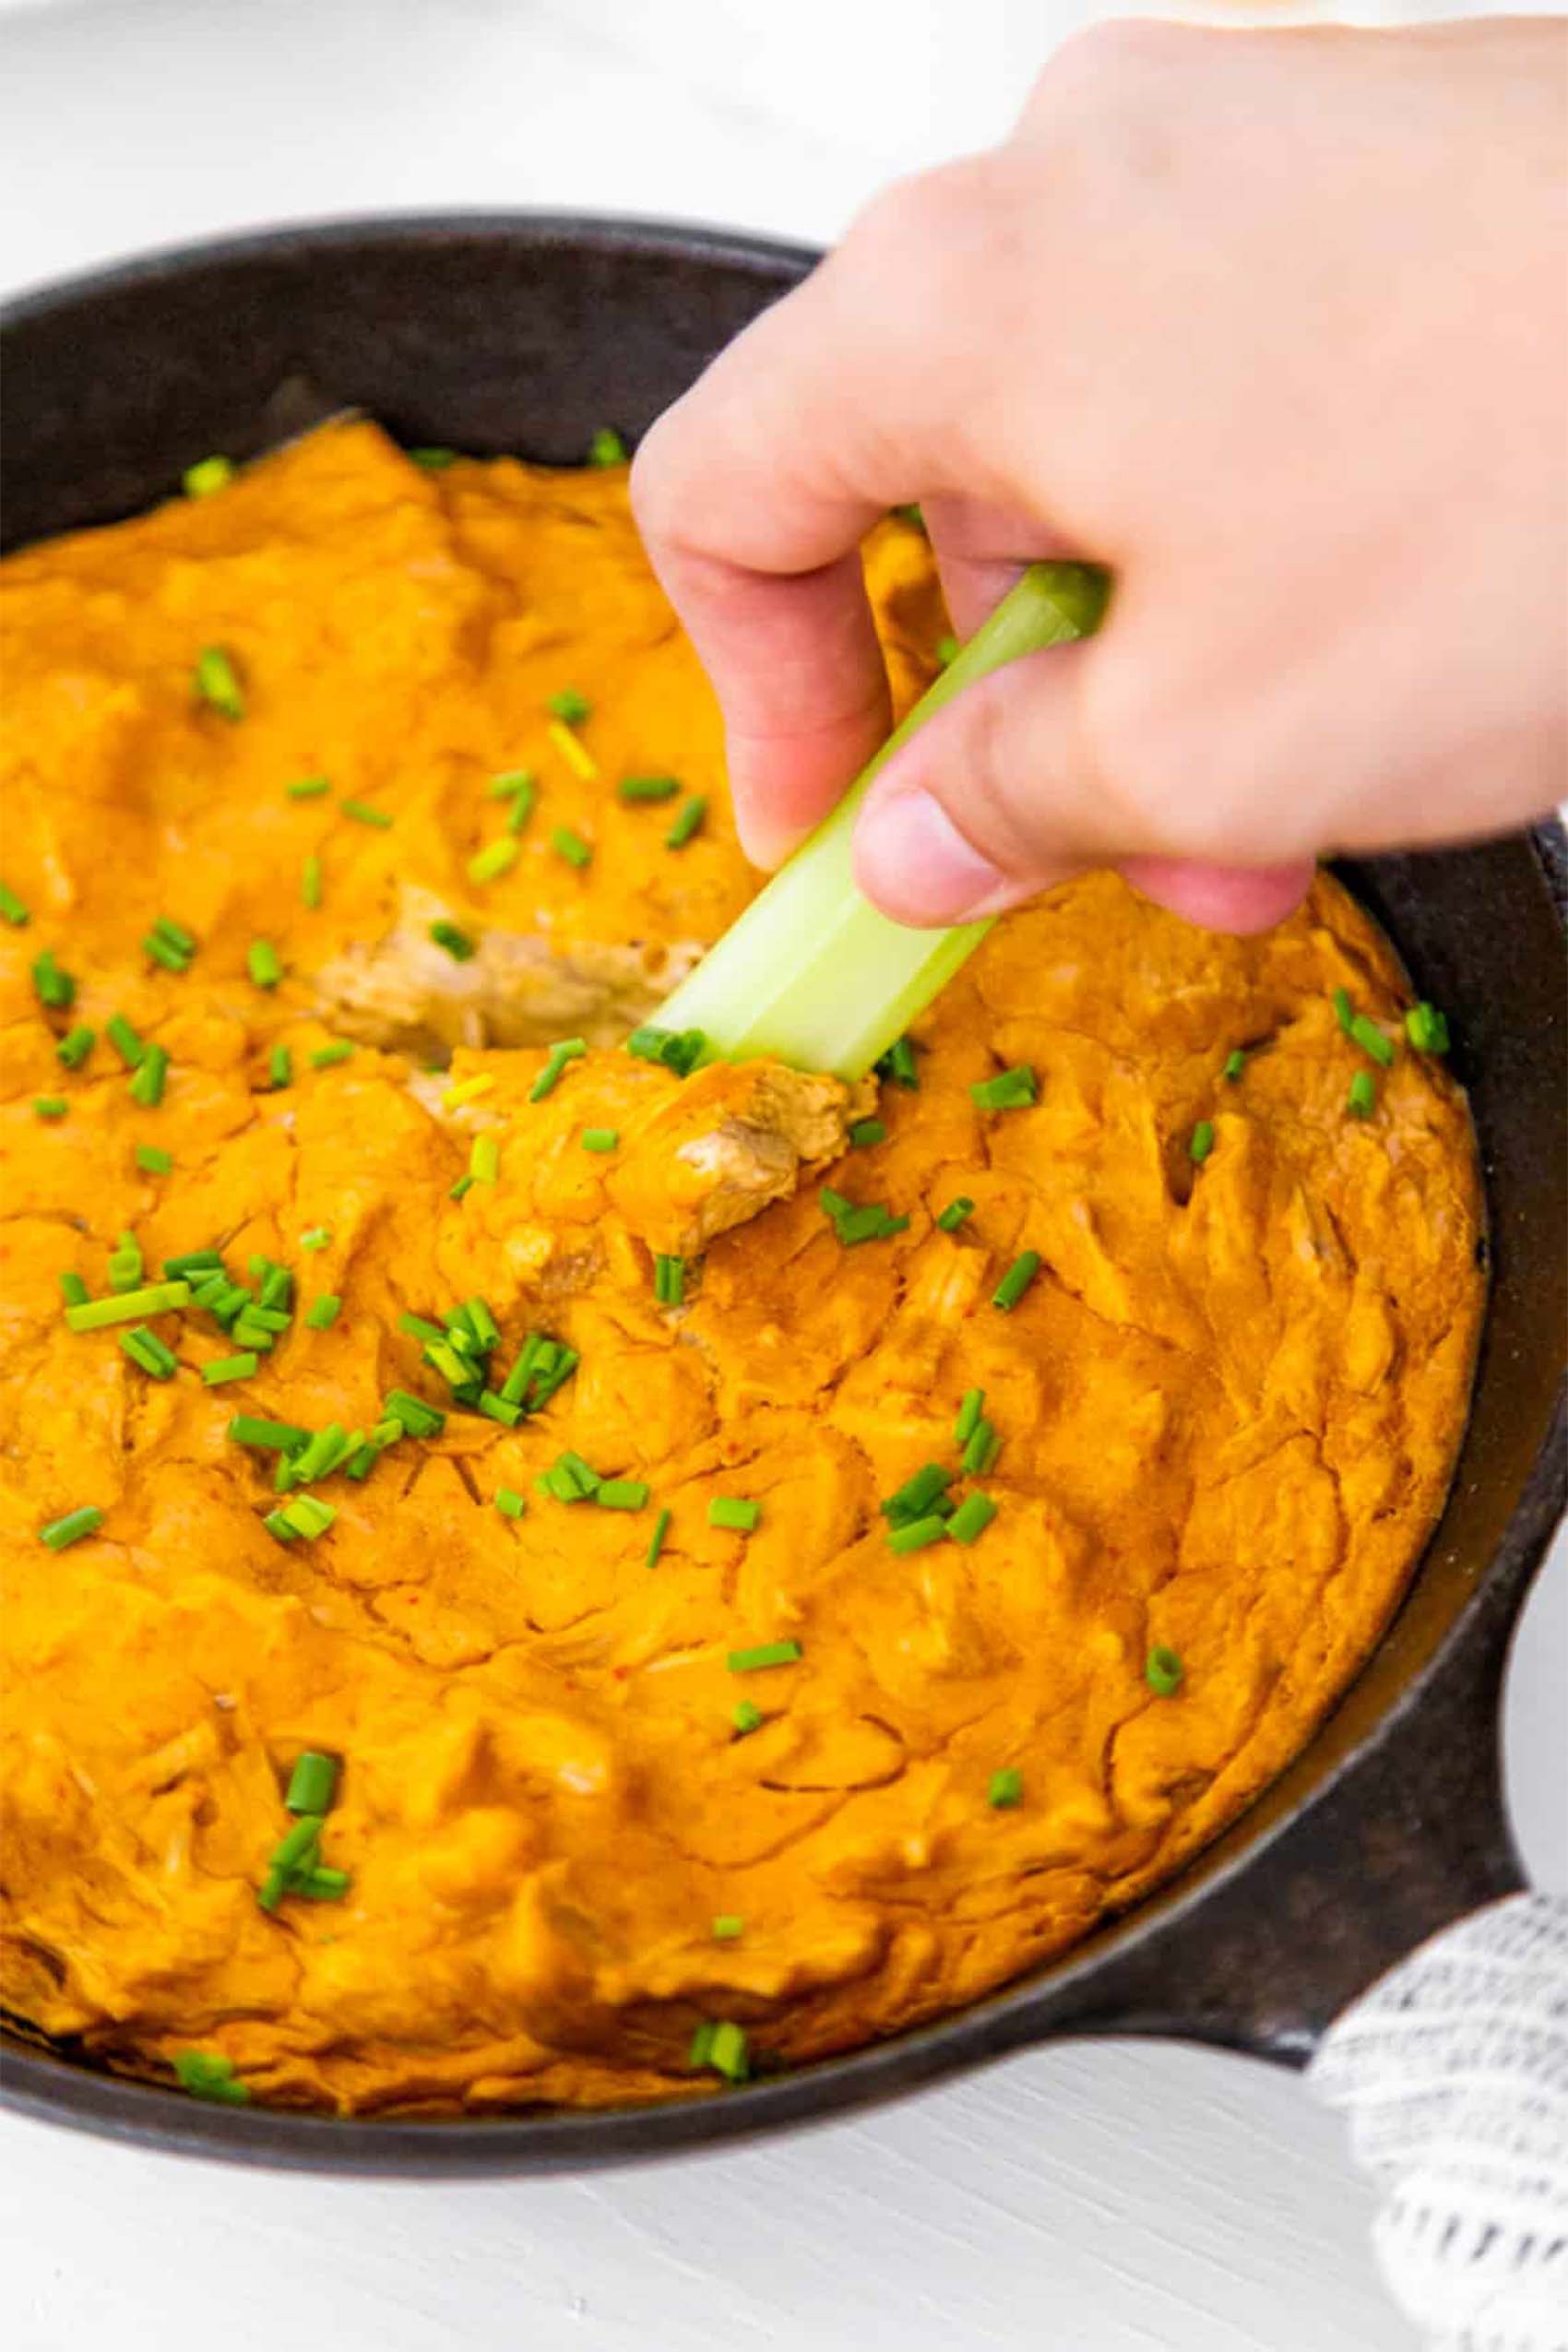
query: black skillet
2 217 1563 2174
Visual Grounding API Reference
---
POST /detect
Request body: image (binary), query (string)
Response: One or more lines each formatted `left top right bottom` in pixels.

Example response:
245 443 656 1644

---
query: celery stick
657 561 1108 1077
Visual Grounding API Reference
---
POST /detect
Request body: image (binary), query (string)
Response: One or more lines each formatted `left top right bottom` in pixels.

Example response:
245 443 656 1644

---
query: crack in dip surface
0 422 1484 2114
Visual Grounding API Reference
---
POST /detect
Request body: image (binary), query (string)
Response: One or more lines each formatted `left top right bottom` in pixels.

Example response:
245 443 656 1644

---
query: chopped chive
618 774 680 803
270 1815 325 1875
162 1250 223 1279
106 1013 144 1069
881 1462 954 1525
731 1699 763 1736
228 1414 310 1453
489 767 536 802
469 1133 500 1185
286 775 331 801
580 1126 619 1154
1189 1120 1215 1165
949 1491 997 1546
1223 1049 1247 1083
128 1043 169 1108
340 798 392 829
448 1172 474 1201
382 1389 445 1439
707 2022 749 2083
202 1353 258 1386
936 1196 974 1233
1407 1001 1451 1055
530 1036 588 1102
301 853 324 910
304 1295 341 1331
279 1494 336 1540
259 1265 293 1313
398 1312 448 1346
310 1041 353 1070
955 1388 984 1446
550 824 593 871
430 921 476 962
626 1024 707 1078
888 1514 948 1555
970 1065 1037 1113
712 1915 744 1942
547 688 591 724
56 1024 95 1069
1348 1070 1378 1120
135 1145 173 1177
0 881 30 926
39 1504 104 1550
183 454 233 498
646 1506 671 1567
300 1227 332 1253
285 1752 339 1814
547 719 599 781
1349 1012 1396 1068
120 1324 178 1380
688 2022 717 2070
849 1119 886 1148
596 1479 650 1512
195 645 244 720
477 1389 521 1428
410 445 457 469
664 795 707 850
822 1194 909 1247
30 949 76 1011
172 2051 250 2104
1146 1644 1184 1697
33 1096 67 1121
296 1865 350 1901
468 837 519 886
727 1638 799 1672
875 1036 920 1089
443 1074 496 1111
1333 987 1355 1037
588 427 626 466
109 1232 145 1291
66 1280 190 1332
495 1486 527 1520
987 1766 1024 1809
936 633 960 666
992 1251 1041 1313
58 1272 89 1307
268 1044 292 1089
144 928 192 973
654 1253 686 1306
961 1420 1001 1478
247 939 284 991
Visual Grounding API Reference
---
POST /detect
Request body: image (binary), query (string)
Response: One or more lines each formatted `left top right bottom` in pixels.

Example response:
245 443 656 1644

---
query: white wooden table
2 6 1562 2347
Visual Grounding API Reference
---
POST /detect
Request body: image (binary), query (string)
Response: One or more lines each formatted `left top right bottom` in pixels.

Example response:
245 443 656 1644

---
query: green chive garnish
228 1415 310 1453
588 427 626 466
285 1752 339 1814
195 645 244 719
987 1767 1023 1809
410 445 457 469
202 1353 257 1386
961 1420 1001 1477
495 1486 526 1520
489 767 536 802
1146 1644 1184 1697
646 1507 671 1567
626 1024 707 1077
1348 1070 1377 1120
304 1295 341 1331
468 837 518 885
268 1044 292 1089
888 1514 948 1554
992 1251 1040 1312
128 1043 169 1107
144 920 195 973
120 1324 178 1380
66 1280 190 1332
302 853 324 910
955 1388 984 1445
106 1013 144 1068
183 454 233 498
654 1253 686 1306
310 1041 353 1070
470 1134 499 1184
1189 1120 1215 1165
383 1390 445 1439
948 1491 997 1546
881 1462 954 1525
0 881 30 926
1333 987 1355 1036
340 798 392 829
30 949 76 1011
398 1313 447 1346
618 774 680 803
109 1232 145 1291
712 1915 744 1942
163 1250 223 1278
136 1145 173 1177
39 1504 104 1551
551 825 592 871
58 1272 89 1307
689 2023 717 2069
530 1036 588 1102
547 688 591 724
707 2023 749 2083
300 1227 332 1252
597 1479 650 1512
732 1699 763 1735
56 1024 95 1069
970 1066 1037 1113
849 1119 886 1148
936 633 960 667
1223 1049 1247 1083
448 1172 474 1202
1349 1013 1396 1068
936 1196 974 1233
728 1638 798 1671
287 775 331 800
1407 1001 1451 1055
172 2051 249 2104
664 795 707 850
580 1127 619 1154
822 1194 909 1246
247 939 283 991
33 1096 67 1121
876 1036 920 1089
430 921 476 962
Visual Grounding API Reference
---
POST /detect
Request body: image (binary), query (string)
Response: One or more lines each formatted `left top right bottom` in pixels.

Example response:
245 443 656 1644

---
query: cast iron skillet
2 217 1564 2175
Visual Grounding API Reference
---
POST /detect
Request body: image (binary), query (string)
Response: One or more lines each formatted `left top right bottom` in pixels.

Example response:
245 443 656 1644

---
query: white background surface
1 5 1563 2349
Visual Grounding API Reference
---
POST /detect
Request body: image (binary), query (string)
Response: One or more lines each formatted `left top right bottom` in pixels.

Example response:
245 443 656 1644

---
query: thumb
851 647 1313 935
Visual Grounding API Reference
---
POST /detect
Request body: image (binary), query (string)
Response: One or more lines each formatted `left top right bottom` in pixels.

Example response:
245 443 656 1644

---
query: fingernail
853 789 1009 925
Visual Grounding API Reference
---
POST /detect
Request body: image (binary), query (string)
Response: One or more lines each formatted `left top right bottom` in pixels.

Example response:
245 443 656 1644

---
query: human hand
633 18 1567 933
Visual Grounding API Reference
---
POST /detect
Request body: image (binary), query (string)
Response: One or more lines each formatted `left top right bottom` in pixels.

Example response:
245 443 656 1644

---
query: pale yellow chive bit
468 838 518 886
443 1074 496 1111
547 719 599 782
